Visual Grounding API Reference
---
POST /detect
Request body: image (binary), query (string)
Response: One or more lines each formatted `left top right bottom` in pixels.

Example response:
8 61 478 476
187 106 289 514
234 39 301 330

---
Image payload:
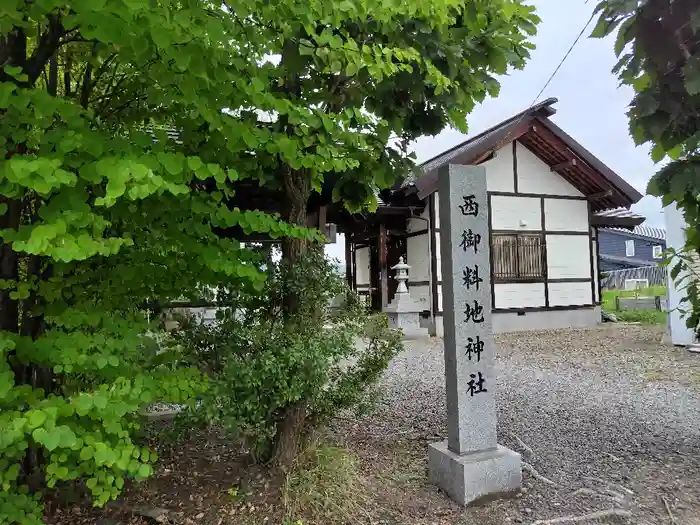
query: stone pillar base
386 311 420 331
428 441 522 506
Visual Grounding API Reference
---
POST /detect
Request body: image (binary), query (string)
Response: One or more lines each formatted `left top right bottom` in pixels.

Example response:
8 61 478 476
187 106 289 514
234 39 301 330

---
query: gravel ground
333 324 700 525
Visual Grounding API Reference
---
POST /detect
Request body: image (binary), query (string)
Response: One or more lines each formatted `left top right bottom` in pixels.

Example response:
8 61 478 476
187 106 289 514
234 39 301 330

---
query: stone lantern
385 255 424 334
392 256 411 294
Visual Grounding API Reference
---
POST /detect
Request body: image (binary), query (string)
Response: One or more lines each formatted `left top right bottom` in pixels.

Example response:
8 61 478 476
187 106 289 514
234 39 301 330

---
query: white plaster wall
409 284 442 312
482 145 515 192
544 198 588 232
516 142 584 197
546 235 591 279
548 281 593 306
407 204 430 233
491 195 542 231
407 284 432 312
434 232 442 281
494 283 546 309
406 233 430 282
434 193 440 228
355 247 371 285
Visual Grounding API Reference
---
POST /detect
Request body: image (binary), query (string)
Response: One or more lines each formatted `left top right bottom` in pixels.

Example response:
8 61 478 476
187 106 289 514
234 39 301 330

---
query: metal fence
601 265 666 290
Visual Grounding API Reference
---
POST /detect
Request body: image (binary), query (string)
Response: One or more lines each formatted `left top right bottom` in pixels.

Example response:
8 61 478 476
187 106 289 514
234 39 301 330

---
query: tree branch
63 48 72 97
79 43 97 108
25 15 65 84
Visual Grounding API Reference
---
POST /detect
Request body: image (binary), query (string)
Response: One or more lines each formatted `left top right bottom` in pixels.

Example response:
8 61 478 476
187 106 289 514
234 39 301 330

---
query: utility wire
488 6 598 152
529 11 597 110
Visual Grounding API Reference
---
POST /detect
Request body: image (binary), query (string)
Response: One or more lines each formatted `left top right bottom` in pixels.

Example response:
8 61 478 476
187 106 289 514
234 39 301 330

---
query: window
653 245 663 259
625 239 635 257
492 233 545 282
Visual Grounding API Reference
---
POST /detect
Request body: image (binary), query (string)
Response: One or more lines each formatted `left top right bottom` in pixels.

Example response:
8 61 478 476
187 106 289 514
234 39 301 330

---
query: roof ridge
417 97 558 169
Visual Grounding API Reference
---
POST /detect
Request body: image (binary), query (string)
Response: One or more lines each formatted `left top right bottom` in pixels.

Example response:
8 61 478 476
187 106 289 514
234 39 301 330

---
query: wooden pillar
344 234 353 288
379 223 388 310
351 237 357 291
428 193 439 336
318 205 327 233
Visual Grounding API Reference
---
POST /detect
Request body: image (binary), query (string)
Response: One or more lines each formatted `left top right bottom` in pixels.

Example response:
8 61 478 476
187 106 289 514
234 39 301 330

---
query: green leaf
43 430 61 452
80 446 95 461
57 425 78 448
137 463 153 478
27 410 46 430
590 16 620 39
4 65 27 82
187 156 203 171
650 143 666 163
0 82 15 108
74 395 94 416
682 60 700 96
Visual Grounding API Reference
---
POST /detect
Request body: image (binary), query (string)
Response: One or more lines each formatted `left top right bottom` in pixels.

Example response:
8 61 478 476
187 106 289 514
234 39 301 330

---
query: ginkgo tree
0 0 540 522
592 0 700 334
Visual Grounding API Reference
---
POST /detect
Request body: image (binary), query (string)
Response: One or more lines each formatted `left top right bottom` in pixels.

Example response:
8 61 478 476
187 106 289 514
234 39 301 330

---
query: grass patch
602 286 668 325
614 308 667 325
282 442 368 524
374 440 425 486
602 285 667 311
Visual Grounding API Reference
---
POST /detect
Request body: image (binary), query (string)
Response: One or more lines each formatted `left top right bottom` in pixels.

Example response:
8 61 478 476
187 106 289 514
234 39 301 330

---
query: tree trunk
270 167 312 467
271 401 307 468
0 199 21 335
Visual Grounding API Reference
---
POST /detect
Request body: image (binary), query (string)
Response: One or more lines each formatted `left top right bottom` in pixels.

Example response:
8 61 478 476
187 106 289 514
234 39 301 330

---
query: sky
326 0 662 262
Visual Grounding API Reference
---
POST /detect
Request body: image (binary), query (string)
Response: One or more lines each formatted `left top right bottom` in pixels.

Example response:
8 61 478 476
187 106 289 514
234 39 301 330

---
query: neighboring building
342 98 645 334
598 225 666 271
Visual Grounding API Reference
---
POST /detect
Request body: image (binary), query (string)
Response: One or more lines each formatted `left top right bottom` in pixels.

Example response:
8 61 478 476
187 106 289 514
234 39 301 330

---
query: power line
488 6 598 151
528 10 597 109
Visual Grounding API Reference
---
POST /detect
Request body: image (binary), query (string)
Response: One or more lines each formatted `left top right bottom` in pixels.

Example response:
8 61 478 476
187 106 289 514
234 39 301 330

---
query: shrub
172 252 403 461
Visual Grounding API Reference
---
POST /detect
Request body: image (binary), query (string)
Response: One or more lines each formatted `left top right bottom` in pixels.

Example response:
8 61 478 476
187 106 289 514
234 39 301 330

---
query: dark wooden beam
550 158 577 172
318 205 327 229
345 234 353 290
428 193 439 336
587 189 613 201
378 222 388 309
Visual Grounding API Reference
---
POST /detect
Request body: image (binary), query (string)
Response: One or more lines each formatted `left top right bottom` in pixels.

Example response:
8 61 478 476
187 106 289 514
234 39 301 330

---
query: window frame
625 239 635 257
491 232 546 284
652 245 663 259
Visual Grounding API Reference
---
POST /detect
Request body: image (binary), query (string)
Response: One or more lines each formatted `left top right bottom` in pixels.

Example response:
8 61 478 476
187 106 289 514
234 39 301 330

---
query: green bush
0 312 207 525
172 252 403 460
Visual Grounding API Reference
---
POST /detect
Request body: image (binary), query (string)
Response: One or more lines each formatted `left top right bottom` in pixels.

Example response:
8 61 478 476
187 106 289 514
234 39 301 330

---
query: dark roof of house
404 98 644 212
603 224 667 241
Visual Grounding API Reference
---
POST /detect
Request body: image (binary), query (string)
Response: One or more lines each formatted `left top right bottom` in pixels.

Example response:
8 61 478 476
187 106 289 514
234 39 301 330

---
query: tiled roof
595 207 645 221
627 224 666 241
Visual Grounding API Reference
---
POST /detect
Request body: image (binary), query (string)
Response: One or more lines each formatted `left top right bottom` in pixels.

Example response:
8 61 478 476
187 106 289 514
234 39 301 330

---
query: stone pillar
428 164 521 505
